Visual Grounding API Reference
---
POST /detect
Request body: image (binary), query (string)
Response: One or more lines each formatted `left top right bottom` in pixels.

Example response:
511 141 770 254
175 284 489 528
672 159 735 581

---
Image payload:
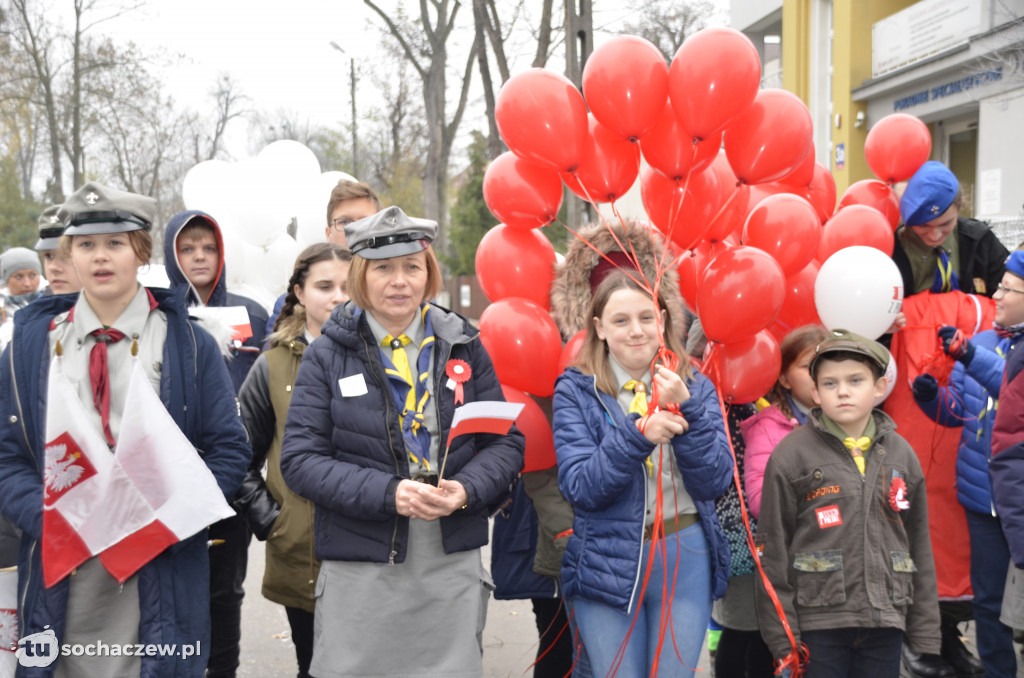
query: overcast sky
95 2 688 158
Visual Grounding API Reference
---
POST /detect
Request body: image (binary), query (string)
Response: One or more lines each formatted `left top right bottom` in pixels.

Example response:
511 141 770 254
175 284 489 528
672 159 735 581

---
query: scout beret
900 161 959 227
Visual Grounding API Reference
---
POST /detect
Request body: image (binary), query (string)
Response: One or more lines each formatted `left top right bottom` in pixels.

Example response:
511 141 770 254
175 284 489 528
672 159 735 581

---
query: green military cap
58 182 156 236
811 328 890 375
34 205 64 251
345 206 437 260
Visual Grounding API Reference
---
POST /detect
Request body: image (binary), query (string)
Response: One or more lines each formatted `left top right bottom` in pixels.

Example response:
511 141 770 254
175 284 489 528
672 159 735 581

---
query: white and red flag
445 401 524 447
42 361 157 587
0 569 17 677
99 360 234 583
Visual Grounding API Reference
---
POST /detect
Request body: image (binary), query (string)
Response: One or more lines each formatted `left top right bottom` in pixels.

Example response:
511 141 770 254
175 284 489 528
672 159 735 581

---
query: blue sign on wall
835 143 845 170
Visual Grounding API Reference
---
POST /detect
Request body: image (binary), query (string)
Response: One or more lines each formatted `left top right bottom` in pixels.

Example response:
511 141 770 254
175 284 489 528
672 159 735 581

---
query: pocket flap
891 551 917 573
793 549 843 572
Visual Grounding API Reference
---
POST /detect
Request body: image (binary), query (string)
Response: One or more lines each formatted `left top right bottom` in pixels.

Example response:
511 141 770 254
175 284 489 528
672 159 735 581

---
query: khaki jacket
754 409 941 659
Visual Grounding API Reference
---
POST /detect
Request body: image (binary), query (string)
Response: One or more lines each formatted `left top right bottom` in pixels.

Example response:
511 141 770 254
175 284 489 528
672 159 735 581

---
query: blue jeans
561 586 594 678
964 509 1016 678
801 627 902 678
572 523 711 677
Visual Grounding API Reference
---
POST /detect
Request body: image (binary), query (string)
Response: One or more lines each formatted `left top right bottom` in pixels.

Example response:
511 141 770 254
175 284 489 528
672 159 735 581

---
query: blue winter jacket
0 289 251 678
163 210 268 394
280 302 524 563
553 367 733 613
914 330 1005 515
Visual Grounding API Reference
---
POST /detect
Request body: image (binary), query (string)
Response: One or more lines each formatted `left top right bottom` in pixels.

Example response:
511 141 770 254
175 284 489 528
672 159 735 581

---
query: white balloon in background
262 234 301 298
814 246 904 340
230 158 290 249
874 347 898 405
182 159 236 219
295 170 363 245
257 141 322 236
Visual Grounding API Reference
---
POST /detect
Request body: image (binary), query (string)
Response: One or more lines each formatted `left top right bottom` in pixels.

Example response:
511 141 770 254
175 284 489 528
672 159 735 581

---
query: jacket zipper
588 375 648 614
361 332 402 565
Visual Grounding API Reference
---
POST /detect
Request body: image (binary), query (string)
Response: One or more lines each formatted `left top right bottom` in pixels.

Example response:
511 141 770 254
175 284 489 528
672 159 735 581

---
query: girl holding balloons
552 268 733 676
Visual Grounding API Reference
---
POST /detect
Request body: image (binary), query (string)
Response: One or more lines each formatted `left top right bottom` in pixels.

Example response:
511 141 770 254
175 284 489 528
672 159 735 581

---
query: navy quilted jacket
914 330 1005 515
0 288 251 678
553 367 733 613
279 302 524 563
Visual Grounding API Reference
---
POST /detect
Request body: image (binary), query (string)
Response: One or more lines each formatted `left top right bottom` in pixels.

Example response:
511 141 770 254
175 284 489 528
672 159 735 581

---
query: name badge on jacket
338 374 368 397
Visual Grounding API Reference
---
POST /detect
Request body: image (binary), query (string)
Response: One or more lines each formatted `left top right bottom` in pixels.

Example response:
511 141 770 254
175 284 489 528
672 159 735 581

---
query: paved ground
237 533 1005 677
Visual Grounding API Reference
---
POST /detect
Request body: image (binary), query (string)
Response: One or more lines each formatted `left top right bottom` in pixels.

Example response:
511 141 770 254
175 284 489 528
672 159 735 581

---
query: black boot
940 633 985 677
902 646 956 678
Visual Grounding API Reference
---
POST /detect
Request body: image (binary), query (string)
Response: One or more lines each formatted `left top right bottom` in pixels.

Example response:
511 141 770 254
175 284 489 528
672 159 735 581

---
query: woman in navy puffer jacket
553 270 733 677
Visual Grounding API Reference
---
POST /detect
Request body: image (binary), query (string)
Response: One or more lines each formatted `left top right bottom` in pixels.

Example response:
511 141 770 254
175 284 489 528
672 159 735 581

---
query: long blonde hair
574 270 693 396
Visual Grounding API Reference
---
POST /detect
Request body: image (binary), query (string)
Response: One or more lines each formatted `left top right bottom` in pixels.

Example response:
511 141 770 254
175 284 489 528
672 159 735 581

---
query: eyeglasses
330 217 356 231
995 283 1024 296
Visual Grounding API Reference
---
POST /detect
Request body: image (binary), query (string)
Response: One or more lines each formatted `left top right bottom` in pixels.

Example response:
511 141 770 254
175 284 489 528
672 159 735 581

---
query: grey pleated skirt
310 518 492 678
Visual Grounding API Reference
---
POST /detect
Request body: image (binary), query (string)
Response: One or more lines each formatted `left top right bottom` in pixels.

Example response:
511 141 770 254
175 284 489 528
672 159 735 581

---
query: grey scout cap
34 205 64 251
59 181 156 236
345 205 437 260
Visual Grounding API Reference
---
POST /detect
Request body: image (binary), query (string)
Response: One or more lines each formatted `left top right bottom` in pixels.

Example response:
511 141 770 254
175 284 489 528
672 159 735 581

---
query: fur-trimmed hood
549 220 686 340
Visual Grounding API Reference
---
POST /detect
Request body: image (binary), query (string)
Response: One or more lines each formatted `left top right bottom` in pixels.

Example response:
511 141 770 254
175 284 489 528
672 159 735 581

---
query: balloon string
704 343 808 676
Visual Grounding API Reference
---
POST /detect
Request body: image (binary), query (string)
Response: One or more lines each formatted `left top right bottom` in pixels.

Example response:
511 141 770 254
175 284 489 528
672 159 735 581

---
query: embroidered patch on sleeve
815 505 843 528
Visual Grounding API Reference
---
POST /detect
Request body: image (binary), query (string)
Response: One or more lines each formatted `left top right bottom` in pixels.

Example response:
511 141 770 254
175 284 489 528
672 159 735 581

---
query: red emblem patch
815 504 843 529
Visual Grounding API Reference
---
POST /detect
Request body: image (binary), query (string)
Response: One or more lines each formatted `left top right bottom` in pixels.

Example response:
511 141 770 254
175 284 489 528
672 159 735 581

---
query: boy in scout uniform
755 329 941 677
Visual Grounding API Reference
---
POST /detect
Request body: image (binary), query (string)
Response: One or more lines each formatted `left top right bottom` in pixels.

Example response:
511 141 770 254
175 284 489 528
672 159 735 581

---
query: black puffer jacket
280 302 524 563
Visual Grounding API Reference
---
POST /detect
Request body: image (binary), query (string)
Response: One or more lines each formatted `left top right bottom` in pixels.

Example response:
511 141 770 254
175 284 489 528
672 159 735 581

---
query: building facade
734 0 1024 242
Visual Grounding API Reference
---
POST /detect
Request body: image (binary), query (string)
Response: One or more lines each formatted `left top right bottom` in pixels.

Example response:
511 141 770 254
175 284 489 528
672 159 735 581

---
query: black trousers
532 597 575 678
286 606 314 678
206 513 251 678
714 627 776 678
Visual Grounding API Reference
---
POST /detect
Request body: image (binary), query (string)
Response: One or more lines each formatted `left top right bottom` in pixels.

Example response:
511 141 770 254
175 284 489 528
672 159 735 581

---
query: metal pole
350 58 359 180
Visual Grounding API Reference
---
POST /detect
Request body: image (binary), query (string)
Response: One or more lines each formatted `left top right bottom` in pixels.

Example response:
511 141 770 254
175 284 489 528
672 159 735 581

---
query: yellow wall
784 0 916 198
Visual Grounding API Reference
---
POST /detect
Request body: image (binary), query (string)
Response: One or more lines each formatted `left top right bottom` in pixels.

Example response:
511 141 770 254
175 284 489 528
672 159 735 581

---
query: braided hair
270 243 351 347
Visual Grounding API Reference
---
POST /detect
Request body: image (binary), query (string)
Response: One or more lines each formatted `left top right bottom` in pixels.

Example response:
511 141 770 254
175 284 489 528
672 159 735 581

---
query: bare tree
190 74 249 163
621 0 722 60
364 0 479 232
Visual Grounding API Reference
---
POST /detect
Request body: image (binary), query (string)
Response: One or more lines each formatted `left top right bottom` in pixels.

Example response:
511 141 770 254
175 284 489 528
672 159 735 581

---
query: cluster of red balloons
478 27 934 411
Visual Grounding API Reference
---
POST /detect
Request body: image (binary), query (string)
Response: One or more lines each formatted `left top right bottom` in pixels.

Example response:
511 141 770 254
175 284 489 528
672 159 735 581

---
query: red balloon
697 246 786 343
837 180 900 230
561 115 641 204
475 224 557 309
641 165 722 250
709 331 782 404
677 240 733 310
864 113 931 184
741 193 821 277
818 205 894 261
640 102 721 181
479 298 562 397
583 35 669 141
483 152 563 230
778 146 816 187
770 259 822 342
724 89 814 185
501 385 556 473
668 27 761 140
804 162 837 223
495 69 589 172
557 330 586 375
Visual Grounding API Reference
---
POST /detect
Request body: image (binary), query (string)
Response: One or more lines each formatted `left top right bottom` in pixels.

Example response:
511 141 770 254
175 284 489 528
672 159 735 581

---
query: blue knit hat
1006 251 1024 281
900 161 959 227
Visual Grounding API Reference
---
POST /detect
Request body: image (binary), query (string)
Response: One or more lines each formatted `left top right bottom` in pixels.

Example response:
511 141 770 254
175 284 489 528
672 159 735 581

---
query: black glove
912 374 939 403
938 325 975 366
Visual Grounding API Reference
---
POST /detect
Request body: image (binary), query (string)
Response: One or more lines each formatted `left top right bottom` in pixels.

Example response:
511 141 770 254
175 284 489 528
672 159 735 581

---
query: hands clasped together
637 365 692 445
395 478 468 521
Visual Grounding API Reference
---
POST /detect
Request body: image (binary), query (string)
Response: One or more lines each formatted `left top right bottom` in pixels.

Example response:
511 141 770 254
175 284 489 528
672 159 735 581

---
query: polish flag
0 569 17 677
98 360 235 583
446 401 525 447
42 362 158 587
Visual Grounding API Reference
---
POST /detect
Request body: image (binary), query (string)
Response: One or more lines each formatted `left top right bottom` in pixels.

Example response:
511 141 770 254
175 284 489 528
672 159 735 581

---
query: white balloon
258 140 322 180
224 158 291 249
182 159 235 217
814 246 904 340
262 234 301 298
874 347 898 405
